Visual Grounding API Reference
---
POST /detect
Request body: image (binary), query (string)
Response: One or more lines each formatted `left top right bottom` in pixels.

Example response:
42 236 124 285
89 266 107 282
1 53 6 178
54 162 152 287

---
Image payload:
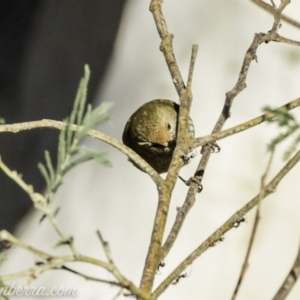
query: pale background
2 0 300 299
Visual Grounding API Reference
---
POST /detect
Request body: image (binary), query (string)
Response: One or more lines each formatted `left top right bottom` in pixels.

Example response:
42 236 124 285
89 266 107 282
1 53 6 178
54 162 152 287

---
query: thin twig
231 150 275 300
251 0 300 29
0 230 155 300
193 97 300 148
149 0 185 95
153 149 300 298
272 240 300 300
0 158 78 257
97 230 114 264
111 288 123 300
270 32 300 47
0 259 73 282
0 161 154 299
166 44 198 182
60 265 121 287
269 0 291 33
187 45 198 92
0 230 52 261
0 120 163 185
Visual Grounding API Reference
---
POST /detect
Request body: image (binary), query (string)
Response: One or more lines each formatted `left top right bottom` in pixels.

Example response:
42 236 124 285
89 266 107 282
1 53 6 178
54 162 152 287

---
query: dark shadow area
0 0 126 232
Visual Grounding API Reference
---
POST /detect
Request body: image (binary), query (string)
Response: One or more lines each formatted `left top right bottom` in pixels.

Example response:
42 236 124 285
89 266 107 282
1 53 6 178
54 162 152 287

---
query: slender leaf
55 236 73 248
37 163 51 189
44 151 55 185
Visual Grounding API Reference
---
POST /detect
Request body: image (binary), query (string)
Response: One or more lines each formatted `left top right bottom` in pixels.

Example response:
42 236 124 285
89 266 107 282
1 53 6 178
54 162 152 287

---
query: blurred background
0 0 300 299
0 0 126 232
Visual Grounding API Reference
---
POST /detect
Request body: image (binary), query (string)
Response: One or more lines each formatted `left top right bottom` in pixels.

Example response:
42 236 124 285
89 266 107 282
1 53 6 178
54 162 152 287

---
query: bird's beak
138 141 152 147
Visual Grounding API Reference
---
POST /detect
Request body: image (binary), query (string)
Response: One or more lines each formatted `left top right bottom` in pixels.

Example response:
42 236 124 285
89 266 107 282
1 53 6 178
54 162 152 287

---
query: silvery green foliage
263 106 300 159
38 65 112 205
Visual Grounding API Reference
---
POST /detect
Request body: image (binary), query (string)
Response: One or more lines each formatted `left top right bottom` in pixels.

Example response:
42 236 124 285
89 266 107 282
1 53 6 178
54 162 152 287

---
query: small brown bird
122 99 195 173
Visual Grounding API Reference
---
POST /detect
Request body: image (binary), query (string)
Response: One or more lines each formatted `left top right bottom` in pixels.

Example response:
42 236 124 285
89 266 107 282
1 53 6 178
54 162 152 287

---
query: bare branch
187 45 198 92
0 230 52 261
231 150 275 300
161 26 269 261
251 0 300 29
154 149 300 298
0 158 78 257
193 97 300 148
0 230 155 300
60 265 121 287
149 0 185 95
97 230 114 264
0 120 163 185
269 0 291 33
272 241 300 300
161 25 300 259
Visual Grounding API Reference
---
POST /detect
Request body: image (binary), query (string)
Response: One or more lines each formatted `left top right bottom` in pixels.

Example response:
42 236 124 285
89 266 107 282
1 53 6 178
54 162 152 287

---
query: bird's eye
167 123 172 131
